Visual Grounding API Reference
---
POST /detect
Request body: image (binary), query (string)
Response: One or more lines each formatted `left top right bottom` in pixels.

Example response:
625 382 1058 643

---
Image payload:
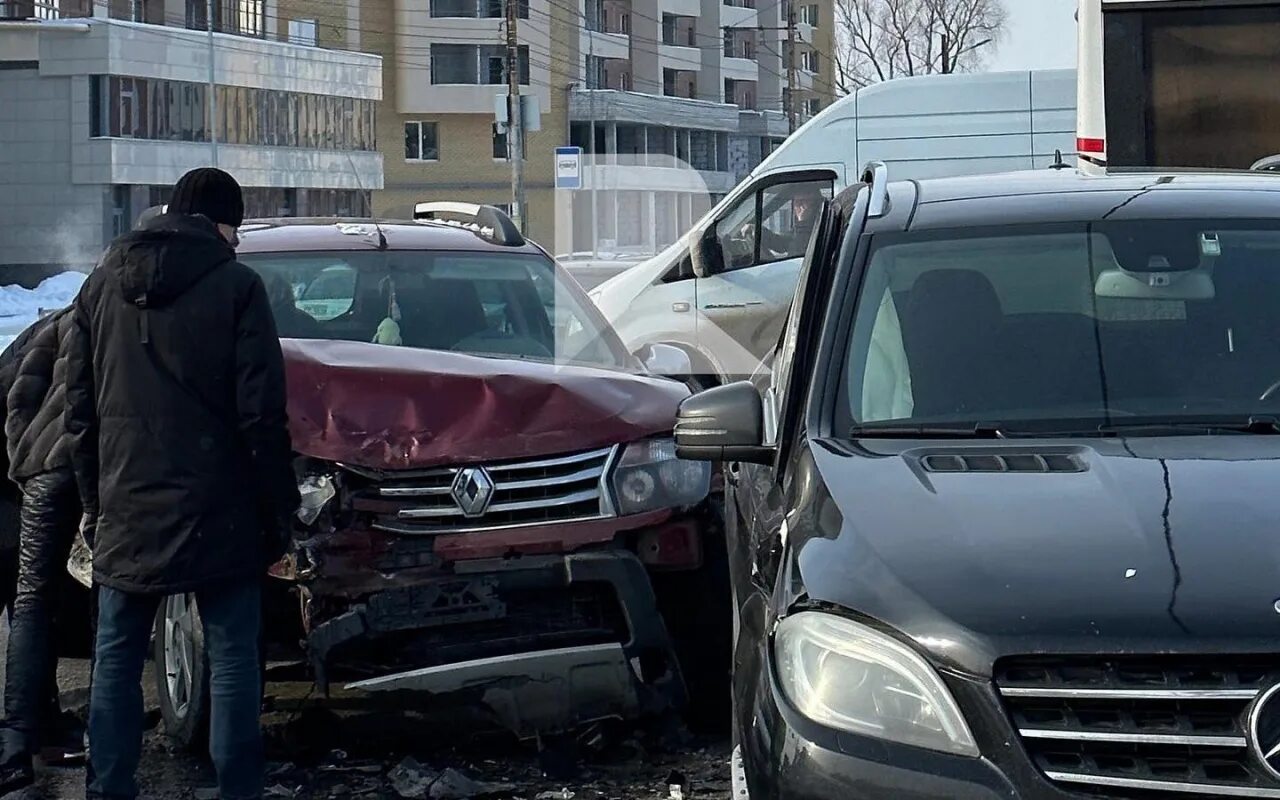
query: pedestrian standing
0 308 84 794
65 167 300 800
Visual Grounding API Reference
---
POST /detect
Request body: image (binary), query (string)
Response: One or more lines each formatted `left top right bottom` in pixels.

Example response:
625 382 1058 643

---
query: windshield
843 220 1280 434
239 250 629 370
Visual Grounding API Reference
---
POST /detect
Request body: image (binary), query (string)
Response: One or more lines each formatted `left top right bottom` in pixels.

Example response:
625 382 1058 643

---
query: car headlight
610 438 710 516
297 474 337 526
774 612 978 757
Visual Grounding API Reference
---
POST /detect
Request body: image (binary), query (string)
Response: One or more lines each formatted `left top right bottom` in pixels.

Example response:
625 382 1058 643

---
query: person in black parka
0 307 86 794
66 168 300 800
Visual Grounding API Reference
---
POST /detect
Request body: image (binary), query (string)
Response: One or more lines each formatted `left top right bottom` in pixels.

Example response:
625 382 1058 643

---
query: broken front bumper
304 549 686 736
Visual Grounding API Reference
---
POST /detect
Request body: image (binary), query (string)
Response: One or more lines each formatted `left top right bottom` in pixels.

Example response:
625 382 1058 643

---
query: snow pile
0 271 88 353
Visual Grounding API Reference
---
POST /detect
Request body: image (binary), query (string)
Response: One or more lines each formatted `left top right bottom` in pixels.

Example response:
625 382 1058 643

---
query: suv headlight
774 612 978 757
610 438 710 516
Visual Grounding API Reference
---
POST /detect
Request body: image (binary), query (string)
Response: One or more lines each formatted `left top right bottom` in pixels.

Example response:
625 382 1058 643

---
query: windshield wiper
1096 416 1280 436
851 423 1008 439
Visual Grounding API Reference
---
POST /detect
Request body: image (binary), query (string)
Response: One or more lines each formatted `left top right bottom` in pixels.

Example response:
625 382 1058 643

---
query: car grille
996 655 1280 798
354 446 617 534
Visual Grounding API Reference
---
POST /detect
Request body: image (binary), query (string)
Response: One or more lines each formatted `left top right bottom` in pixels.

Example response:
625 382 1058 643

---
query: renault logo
1249 684 1280 779
451 467 495 518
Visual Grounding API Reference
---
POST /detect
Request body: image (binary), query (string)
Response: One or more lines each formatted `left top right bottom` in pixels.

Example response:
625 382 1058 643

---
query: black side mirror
690 225 725 279
674 381 772 464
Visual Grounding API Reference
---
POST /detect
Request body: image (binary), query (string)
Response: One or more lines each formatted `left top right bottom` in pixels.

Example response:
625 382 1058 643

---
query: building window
801 50 819 72
802 3 818 26
287 18 317 46
405 121 439 161
430 0 527 17
89 76 376 151
619 12 629 34
492 124 527 160
185 0 265 36
619 72 630 91
432 44 529 85
805 97 821 116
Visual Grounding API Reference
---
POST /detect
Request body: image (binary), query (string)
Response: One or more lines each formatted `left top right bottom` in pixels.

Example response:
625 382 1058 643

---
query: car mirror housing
690 225 725 279
674 381 772 464
638 343 692 379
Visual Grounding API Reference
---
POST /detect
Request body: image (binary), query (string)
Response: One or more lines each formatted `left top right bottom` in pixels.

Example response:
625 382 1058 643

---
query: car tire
154 593 210 752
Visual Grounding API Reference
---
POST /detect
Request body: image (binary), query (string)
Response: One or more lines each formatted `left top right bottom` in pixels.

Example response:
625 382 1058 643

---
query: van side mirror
690 225 724 279
674 381 773 464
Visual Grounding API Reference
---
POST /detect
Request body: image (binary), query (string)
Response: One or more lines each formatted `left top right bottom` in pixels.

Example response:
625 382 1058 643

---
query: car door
695 170 837 382
731 193 849 602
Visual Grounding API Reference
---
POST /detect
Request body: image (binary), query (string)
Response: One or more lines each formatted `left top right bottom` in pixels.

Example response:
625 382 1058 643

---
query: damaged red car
150 204 730 746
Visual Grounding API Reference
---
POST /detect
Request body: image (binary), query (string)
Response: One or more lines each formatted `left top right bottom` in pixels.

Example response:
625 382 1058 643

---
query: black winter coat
65 213 300 595
7 308 75 483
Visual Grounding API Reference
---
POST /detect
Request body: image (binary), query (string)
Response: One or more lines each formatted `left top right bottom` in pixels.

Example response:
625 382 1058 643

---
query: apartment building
0 0 383 280
288 0 833 253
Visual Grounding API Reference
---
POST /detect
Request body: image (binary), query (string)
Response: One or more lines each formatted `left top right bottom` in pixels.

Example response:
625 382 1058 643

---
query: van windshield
239 250 630 370
843 220 1280 434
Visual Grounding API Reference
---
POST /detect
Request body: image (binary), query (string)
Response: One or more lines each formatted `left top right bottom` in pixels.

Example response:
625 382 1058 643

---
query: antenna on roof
345 152 387 250
1050 149 1071 170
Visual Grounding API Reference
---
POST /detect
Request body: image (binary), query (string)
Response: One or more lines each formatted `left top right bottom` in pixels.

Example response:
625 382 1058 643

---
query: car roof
235 218 548 256
873 169 1280 233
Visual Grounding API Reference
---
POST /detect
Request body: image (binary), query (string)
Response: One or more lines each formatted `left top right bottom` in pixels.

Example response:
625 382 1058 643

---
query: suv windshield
843 220 1280 434
240 250 628 370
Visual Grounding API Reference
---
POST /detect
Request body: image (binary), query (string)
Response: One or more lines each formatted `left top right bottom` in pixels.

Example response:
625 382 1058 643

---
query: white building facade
0 9 383 280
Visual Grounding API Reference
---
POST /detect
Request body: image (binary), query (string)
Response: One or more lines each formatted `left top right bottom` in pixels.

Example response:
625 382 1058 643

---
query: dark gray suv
677 165 1280 799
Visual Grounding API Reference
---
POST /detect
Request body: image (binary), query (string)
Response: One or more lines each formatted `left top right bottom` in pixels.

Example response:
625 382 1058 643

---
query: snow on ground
0 271 87 353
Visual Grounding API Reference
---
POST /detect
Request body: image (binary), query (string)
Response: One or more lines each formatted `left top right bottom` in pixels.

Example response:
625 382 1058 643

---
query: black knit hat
169 167 245 228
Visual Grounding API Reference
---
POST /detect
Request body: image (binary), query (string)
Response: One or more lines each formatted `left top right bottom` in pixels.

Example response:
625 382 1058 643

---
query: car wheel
154 593 210 751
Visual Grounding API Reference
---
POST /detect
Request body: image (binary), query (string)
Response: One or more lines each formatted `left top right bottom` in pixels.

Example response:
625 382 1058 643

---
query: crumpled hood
282 339 689 470
103 213 234 307
794 437 1280 676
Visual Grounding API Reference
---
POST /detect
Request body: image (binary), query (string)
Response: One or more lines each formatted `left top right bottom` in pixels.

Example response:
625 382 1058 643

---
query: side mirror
638 343 692 378
674 381 772 464
690 225 725 279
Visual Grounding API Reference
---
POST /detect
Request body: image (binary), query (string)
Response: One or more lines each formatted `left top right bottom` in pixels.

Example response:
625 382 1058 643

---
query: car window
713 178 835 273
239 249 629 369
843 220 1280 432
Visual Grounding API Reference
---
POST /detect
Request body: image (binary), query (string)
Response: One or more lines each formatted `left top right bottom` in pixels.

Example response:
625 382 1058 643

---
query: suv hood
795 437 1280 676
283 339 687 471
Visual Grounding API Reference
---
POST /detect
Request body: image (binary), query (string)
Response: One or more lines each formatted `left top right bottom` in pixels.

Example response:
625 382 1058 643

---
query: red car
150 205 730 745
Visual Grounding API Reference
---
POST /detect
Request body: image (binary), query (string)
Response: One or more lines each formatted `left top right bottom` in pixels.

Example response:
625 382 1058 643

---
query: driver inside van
760 184 825 261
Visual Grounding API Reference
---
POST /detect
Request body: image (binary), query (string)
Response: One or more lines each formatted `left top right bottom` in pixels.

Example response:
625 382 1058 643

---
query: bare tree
832 0 1007 92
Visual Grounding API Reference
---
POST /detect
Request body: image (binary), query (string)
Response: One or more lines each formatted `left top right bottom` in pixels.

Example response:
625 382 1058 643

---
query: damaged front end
273 445 712 738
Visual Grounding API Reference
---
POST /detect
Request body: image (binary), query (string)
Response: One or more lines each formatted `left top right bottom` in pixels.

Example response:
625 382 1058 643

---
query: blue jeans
88 581 263 800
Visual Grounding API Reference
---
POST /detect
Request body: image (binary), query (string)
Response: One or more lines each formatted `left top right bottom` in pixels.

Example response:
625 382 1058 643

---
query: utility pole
505 0 526 233
785 4 797 134
206 0 218 165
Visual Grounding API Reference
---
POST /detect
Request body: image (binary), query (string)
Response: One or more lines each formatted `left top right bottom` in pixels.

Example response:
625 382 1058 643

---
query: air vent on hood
921 453 1085 474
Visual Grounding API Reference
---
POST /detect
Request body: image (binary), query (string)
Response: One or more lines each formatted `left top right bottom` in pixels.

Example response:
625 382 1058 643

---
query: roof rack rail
860 161 889 218
413 202 525 247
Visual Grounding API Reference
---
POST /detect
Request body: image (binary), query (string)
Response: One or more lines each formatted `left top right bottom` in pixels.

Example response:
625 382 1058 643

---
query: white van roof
747 68 1079 184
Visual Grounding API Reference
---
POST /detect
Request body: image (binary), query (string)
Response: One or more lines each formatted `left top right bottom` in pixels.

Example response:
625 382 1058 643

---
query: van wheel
154 593 210 751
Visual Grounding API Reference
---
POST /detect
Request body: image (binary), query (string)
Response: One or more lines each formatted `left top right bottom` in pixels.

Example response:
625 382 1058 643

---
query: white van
590 69 1078 386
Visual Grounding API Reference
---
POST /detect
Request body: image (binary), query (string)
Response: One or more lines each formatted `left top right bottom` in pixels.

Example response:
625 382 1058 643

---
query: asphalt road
0 618 732 800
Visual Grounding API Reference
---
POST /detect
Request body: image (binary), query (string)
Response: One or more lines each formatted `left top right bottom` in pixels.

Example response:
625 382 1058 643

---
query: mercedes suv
676 165 1280 799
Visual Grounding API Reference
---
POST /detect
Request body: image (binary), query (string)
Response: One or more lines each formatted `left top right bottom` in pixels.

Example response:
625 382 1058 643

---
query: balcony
721 3 756 29
581 28 628 61
721 56 757 82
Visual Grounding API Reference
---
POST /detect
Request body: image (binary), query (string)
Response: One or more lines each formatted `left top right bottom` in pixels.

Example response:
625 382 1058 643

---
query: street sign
555 146 582 190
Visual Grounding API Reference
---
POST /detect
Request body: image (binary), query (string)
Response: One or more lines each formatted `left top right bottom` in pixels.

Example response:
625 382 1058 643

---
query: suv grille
997 655 1280 798
355 447 617 534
